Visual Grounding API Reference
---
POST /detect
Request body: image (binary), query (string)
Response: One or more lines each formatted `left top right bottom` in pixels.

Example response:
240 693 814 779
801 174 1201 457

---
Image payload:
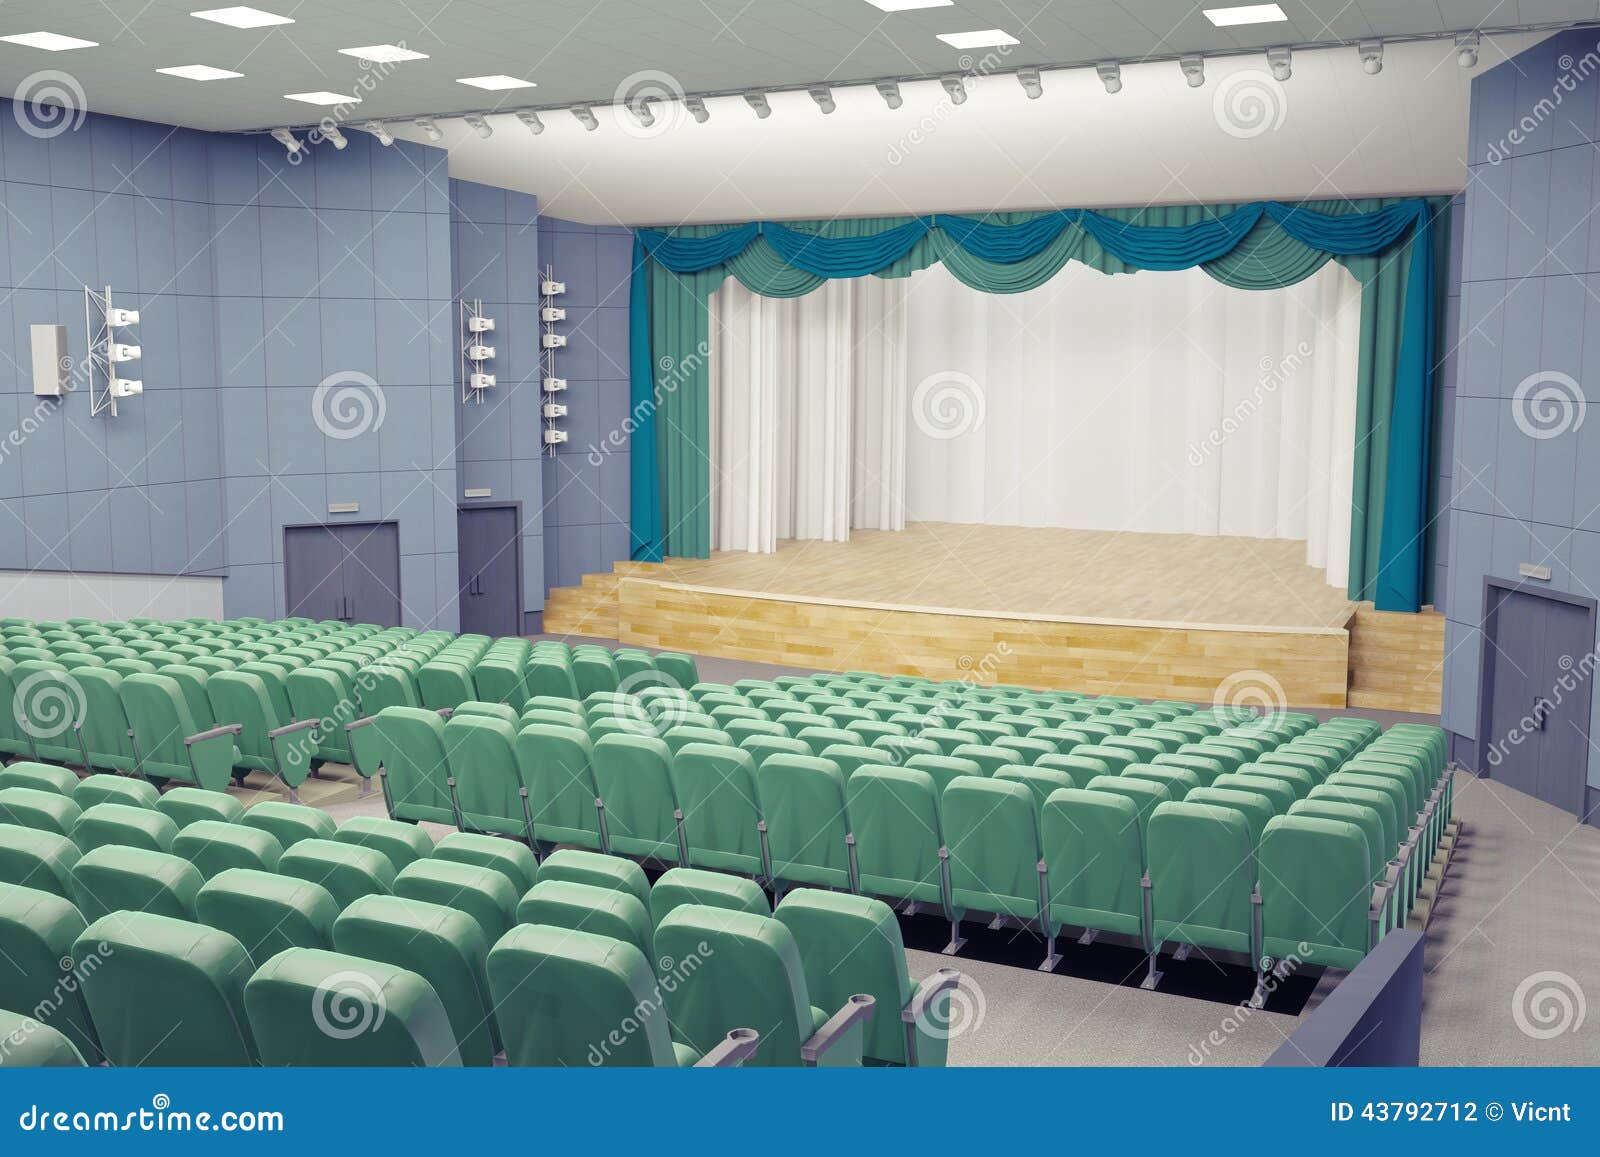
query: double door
283 522 403 627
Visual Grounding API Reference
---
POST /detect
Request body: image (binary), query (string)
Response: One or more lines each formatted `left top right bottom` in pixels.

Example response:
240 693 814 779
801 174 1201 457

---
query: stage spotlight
1455 32 1479 68
462 113 492 139
1096 61 1122 94
1359 40 1383 75
1017 68 1043 98
940 75 967 105
571 105 600 130
361 120 394 145
515 109 545 134
810 86 835 113
627 97 656 128
269 126 302 157
414 116 442 141
744 91 772 118
322 124 348 149
1179 56 1204 87
1266 46 1292 81
875 80 903 109
685 95 709 122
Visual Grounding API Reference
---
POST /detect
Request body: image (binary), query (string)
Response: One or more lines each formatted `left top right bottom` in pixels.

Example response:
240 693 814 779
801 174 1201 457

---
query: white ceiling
415 34 1536 225
0 0 1587 130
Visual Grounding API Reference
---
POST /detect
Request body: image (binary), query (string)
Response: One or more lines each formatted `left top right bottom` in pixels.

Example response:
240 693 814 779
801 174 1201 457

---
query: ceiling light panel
191 7 294 28
1202 4 1287 27
340 45 429 63
0 31 98 50
457 75 536 90
285 91 359 106
157 64 244 80
936 30 1019 50
865 1 953 10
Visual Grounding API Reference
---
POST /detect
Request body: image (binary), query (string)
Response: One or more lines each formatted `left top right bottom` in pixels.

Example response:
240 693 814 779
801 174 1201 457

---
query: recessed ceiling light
457 74 536 90
936 29 1019 50
1203 4 1288 27
285 91 358 106
339 44 428 63
865 0 953 10
157 64 244 81
191 6 294 28
0 31 98 51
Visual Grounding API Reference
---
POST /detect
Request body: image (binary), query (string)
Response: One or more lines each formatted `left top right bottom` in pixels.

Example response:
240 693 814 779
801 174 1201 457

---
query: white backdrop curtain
708 276 907 553
902 260 1362 588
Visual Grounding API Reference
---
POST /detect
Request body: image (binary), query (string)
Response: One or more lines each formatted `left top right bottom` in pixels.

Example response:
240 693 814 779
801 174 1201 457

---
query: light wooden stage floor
640 523 1357 632
606 524 1382 708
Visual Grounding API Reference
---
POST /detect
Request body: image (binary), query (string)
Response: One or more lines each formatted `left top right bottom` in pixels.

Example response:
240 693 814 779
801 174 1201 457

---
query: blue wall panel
1448 29 1600 794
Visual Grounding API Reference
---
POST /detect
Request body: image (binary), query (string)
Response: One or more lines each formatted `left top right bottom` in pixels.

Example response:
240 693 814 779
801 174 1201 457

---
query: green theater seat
333 895 496 1066
1042 788 1150 964
333 815 434 873
441 712 534 841
0 786 81 836
0 826 80 899
0 885 101 1062
759 753 853 892
487 925 734 1066
995 765 1075 807
0 1009 86 1067
239 800 336 849
669 743 765 877
245 947 460 1067
72 773 158 812
516 878 654 961
590 732 682 863
0 762 78 795
76 912 258 1065
172 820 283 878
776 889 960 1067
429 832 538 895
655 905 873 1067
155 786 244 829
537 848 650 908
649 867 770 929
1260 814 1380 969
515 723 604 851
69 802 179 854
942 777 1055 964
69 845 202 922
195 868 338 963
846 767 951 917
278 839 395 908
394 859 519 947
121 674 240 792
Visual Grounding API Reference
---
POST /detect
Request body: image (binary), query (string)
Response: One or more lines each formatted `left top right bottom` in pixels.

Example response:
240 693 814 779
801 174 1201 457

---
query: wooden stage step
1346 604 1445 715
542 560 663 638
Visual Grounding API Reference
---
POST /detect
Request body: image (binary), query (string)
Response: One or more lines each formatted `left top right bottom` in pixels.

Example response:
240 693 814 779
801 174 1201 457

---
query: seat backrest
1083 774 1170 841
1041 787 1145 938
72 773 158 812
277 839 395 908
332 895 496 1066
156 786 244 829
649 867 770 928
239 800 337 849
513 723 602 848
374 706 454 823
846 766 945 903
333 816 435 873
121 673 204 773
69 844 202 921
195 868 338 963
1183 787 1276 850
0 826 80 899
655 904 814 1066
1147 801 1256 956
441 713 528 836
668 742 763 872
430 832 538 896
942 776 1043 916
590 732 679 859
173 820 283 878
74 667 133 766
516 879 653 960
0 785 81 836
394 859 520 948
69 802 179 854
487 924 679 1066
758 753 851 886
0 1008 86 1067
0 884 99 1062
774 889 914 1065
0 761 78 795
77 912 257 1065
1259 814 1373 967
244 947 461 1067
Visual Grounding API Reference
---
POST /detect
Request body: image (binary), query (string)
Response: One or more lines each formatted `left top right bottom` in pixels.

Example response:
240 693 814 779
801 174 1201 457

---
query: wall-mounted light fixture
85 285 143 416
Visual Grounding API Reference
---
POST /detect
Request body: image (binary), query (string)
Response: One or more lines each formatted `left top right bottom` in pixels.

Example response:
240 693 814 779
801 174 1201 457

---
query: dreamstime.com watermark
1187 342 1312 466
1511 970 1587 1040
587 941 714 1065
1483 40 1600 164
1484 648 1598 770
0 942 113 1065
588 340 711 466
17 1095 283 1134
1187 946 1308 1065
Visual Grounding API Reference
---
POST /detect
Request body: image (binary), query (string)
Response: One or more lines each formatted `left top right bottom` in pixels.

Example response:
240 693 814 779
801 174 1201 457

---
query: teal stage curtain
628 198 1450 612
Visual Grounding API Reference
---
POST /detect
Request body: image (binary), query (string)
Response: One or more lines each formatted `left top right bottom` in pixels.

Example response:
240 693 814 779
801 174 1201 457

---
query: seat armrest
185 723 243 745
693 1028 760 1068
436 707 454 719
344 714 377 734
801 994 875 1066
901 967 961 1025
267 718 319 740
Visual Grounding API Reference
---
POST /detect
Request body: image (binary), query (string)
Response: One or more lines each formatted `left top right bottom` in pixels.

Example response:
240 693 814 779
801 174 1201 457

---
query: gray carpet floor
325 635 1599 1066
